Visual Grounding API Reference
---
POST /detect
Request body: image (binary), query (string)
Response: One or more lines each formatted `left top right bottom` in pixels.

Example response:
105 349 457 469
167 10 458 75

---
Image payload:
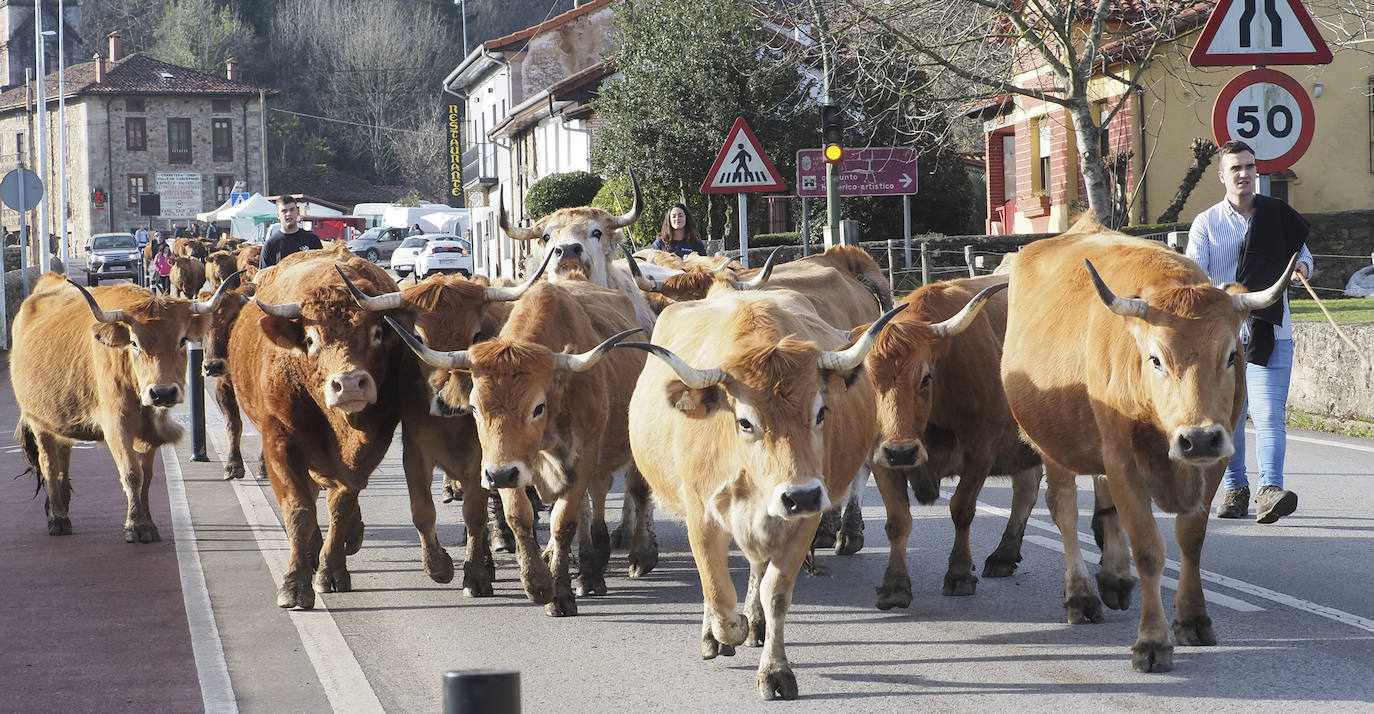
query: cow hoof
47 516 73 536
491 524 515 553
942 570 978 596
523 578 554 606
462 570 494 598
746 616 766 648
982 551 1022 578
627 545 658 578
875 573 913 610
313 567 352 594
608 522 631 550
834 529 863 555
223 462 246 480
342 519 365 556
125 523 160 543
717 613 749 647
757 666 799 701
812 509 839 549
1174 614 1217 646
576 573 607 597
441 482 461 504
1131 641 1174 673
425 548 455 584
277 582 315 610
701 634 735 660
544 594 578 617
1097 572 1136 611
1065 594 1105 624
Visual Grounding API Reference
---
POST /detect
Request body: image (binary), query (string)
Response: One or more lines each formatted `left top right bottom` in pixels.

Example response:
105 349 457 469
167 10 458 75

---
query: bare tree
1156 137 1217 224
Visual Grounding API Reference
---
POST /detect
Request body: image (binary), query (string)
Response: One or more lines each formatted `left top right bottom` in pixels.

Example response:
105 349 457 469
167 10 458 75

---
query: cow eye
919 373 932 389
540 234 550 243
1149 354 1163 371
304 335 315 350
1227 350 1237 368
815 405 828 426
591 229 602 239
737 418 754 434
532 402 545 419
130 341 141 353
472 330 482 343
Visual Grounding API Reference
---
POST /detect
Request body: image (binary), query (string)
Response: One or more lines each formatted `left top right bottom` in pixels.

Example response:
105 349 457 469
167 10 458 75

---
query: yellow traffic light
824 143 844 162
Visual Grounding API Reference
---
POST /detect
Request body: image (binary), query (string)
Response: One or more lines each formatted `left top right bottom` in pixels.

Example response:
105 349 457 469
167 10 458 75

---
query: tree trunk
1068 103 1116 227
1156 138 1218 224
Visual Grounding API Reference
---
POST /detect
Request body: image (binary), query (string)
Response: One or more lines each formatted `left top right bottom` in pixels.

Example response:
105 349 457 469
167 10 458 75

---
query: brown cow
392 278 646 616
173 237 210 261
228 242 425 609
11 275 235 541
864 275 1043 610
198 279 254 480
236 244 262 282
1001 218 1295 672
204 250 241 290
170 256 206 299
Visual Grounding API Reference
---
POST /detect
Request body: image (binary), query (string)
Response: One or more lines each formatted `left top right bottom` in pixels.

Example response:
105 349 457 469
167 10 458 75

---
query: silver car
346 226 410 263
84 232 143 287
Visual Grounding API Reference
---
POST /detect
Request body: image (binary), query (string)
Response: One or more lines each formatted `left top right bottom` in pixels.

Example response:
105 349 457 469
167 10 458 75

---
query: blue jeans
1224 338 1293 491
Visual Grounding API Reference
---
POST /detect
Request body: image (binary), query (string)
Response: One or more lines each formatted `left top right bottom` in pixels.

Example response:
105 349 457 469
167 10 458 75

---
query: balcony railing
462 143 498 186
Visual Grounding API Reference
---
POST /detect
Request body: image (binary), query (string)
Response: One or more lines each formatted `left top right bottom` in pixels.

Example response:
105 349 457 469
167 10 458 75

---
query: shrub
525 171 604 220
750 232 801 247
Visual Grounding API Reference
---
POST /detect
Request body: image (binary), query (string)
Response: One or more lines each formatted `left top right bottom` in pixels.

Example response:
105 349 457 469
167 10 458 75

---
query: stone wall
1290 322 1374 420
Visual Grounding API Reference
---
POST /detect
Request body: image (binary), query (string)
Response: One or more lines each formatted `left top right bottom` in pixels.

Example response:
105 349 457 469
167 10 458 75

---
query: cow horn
617 341 726 389
1084 259 1148 318
1231 252 1301 313
189 271 245 314
385 315 473 371
735 246 784 290
66 279 124 323
554 328 644 373
498 187 541 242
818 302 910 371
255 298 303 319
713 257 735 274
336 265 405 312
609 170 643 229
620 244 661 291
483 245 557 301
928 281 1008 339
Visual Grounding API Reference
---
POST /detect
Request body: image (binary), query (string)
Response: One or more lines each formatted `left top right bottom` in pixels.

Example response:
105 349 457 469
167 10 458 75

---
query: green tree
592 0 817 247
526 172 605 220
153 0 258 75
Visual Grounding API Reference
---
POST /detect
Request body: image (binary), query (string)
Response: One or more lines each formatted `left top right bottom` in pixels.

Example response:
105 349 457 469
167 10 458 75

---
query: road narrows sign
1189 0 1333 66
1211 68 1315 173
700 117 787 194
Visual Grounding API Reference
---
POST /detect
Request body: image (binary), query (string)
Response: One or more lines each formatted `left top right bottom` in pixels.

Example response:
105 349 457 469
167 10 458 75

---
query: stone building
0 32 268 253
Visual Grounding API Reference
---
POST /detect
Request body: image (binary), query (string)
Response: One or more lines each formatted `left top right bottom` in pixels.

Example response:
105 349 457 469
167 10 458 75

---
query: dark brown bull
170 256 206 299
205 250 241 290
198 279 255 480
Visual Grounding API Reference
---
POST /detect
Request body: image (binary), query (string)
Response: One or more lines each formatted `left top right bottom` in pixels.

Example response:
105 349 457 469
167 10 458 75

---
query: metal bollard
188 342 209 462
443 669 520 714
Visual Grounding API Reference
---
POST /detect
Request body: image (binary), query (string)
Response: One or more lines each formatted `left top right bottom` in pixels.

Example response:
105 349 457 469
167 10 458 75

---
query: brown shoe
1215 487 1249 519
1256 485 1297 524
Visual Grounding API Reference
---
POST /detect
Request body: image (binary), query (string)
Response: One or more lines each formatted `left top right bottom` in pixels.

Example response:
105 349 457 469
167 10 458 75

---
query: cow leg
545 489 583 616
624 463 658 578
609 465 635 550
1103 465 1172 672
216 380 246 480
489 491 516 553
400 441 454 585
741 558 767 647
871 466 913 610
314 488 362 595
460 482 495 597
1172 471 1218 648
1092 476 1135 610
32 429 74 536
576 474 611 598
106 431 159 543
754 518 818 701
1044 463 1103 625
135 449 162 542
984 465 1043 577
943 465 991 596
812 506 840 549
687 514 747 659
268 470 321 610
835 470 866 555
499 486 553 606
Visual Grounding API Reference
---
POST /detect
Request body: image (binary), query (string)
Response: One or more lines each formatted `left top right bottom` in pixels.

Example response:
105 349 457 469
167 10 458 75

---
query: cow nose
326 370 377 410
203 359 226 377
882 441 924 467
780 485 824 515
1172 425 1232 463
147 384 182 407
482 465 521 490
560 243 582 258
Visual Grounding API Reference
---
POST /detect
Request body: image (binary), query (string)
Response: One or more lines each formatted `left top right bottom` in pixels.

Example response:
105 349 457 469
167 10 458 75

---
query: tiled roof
268 165 417 208
485 0 615 51
0 53 268 113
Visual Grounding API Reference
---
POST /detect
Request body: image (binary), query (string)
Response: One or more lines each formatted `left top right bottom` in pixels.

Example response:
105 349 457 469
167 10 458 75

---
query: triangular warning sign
1189 0 1332 66
700 117 787 195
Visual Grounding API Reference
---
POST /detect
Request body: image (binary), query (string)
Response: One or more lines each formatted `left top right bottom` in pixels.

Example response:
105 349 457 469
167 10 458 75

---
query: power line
268 107 433 136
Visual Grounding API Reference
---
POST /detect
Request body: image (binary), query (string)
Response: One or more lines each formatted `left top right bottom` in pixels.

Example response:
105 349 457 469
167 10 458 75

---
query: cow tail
856 271 894 312
13 419 41 498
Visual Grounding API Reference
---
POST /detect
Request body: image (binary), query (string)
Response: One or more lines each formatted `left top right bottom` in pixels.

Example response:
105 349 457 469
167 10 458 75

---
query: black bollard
188 341 209 462
442 669 519 714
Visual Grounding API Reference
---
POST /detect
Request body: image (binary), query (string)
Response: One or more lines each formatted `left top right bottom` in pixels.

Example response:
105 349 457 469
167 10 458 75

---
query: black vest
1236 194 1308 366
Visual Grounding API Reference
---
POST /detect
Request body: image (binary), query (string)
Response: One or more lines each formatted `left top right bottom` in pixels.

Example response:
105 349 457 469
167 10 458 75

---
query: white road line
1277 429 1374 454
955 488 1374 633
202 390 385 714
162 446 238 713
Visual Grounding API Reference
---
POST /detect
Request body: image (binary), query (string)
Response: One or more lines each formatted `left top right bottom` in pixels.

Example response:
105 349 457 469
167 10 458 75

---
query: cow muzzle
143 383 183 408
324 370 377 413
203 359 227 378
481 461 530 490
1170 424 1234 464
876 439 927 468
769 478 830 519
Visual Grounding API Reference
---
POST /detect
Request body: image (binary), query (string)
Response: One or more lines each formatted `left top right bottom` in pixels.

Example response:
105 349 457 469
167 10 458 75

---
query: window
215 175 235 203
126 98 145 113
212 98 231 113
212 119 233 162
168 118 191 163
126 118 146 151
1037 121 1052 195
127 174 147 206
15 132 23 163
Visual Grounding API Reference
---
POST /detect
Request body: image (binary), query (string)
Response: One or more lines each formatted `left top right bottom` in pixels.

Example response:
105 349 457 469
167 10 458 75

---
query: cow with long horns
620 287 906 700
11 274 236 541
1001 217 1297 672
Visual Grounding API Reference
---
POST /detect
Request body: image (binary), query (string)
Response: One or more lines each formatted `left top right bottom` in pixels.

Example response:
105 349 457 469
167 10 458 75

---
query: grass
1290 297 1374 324
1287 408 1374 439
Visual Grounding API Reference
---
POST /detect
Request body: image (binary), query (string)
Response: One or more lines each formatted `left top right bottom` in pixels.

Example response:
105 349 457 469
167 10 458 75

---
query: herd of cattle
9 178 1297 700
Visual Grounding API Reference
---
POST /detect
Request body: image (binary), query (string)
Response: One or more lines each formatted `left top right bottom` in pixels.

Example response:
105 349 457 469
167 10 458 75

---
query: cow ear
259 315 305 352
847 323 870 343
187 314 211 341
664 380 720 415
823 366 863 392
91 322 131 347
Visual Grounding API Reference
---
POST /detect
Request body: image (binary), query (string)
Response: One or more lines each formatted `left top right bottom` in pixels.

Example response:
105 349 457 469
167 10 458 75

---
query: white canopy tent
212 193 279 242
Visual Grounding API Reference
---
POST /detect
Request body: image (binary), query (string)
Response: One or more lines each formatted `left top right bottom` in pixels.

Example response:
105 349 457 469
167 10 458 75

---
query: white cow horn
610 170 643 229
386 315 472 370
928 281 1008 339
483 246 557 302
818 302 910 371
1085 259 1148 318
67 279 124 323
1231 253 1301 313
620 244 661 291
498 186 540 242
255 298 303 319
336 265 405 312
617 341 726 389
554 328 644 373
735 246 784 290
190 270 247 314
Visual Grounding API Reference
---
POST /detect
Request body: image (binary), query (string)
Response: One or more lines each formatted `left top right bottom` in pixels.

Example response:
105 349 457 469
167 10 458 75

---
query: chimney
94 54 105 83
225 57 238 81
107 31 123 62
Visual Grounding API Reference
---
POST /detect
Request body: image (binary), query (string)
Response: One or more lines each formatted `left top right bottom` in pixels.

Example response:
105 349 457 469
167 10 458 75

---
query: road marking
162 447 239 713
202 392 385 714
1275 429 1374 454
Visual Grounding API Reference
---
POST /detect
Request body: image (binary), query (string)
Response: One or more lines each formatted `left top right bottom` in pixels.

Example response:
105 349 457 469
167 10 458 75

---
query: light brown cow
1001 218 1295 672
11 275 234 541
204 250 241 290
392 278 646 616
623 288 905 700
173 237 210 261
170 256 206 299
228 243 422 609
236 244 262 282
198 279 254 480
864 275 1042 610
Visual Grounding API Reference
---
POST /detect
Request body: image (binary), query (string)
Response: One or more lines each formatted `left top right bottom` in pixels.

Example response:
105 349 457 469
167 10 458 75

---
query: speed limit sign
1211 68 1315 173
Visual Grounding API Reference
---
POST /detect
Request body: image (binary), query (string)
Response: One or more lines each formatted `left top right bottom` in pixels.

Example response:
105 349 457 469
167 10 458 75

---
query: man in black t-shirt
260 195 322 268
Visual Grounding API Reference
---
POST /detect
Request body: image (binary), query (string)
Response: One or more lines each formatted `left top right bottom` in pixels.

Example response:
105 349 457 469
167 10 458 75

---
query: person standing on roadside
1186 139 1314 524
259 195 322 268
650 203 708 258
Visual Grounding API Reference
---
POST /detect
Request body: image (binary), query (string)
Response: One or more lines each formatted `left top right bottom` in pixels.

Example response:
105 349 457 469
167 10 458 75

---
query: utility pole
809 0 841 247
35 2 50 273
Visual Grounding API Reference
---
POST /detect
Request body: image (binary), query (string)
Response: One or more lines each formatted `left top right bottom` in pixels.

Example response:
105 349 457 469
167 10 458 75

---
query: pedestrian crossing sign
700 117 787 194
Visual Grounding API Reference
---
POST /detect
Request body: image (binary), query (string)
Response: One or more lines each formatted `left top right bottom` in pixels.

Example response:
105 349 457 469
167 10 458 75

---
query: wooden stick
1296 272 1372 373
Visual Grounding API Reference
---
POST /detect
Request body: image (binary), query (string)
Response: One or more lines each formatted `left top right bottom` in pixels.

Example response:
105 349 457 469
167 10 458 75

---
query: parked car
390 235 435 277
346 226 410 263
414 238 475 279
84 232 143 287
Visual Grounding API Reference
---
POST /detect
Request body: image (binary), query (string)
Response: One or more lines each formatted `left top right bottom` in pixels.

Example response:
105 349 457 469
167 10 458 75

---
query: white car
414 238 475 279
391 235 438 277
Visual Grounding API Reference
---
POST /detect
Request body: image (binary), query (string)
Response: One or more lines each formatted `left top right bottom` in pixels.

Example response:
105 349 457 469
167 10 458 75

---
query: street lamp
35 13 51 273
58 0 68 266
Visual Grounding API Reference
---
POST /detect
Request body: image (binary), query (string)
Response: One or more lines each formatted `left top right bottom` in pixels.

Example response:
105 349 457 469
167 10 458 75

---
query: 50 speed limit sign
1211 68 1315 173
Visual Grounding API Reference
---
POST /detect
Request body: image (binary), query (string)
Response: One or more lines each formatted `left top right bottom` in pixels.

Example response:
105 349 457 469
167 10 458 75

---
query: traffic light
820 104 843 162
